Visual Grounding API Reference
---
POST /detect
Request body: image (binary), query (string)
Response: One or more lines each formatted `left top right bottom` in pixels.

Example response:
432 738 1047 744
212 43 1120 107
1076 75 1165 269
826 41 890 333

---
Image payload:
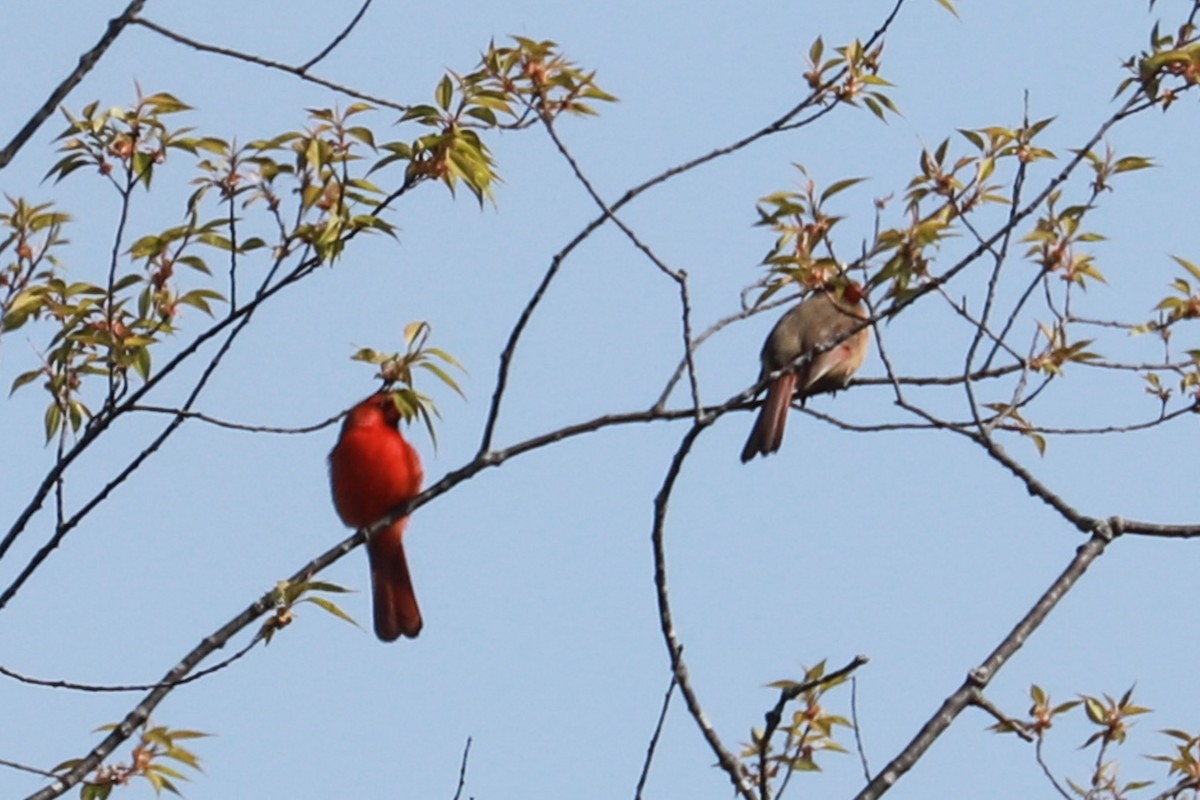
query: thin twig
1147 778 1200 800
757 655 870 800
1034 735 1073 800
0 635 261 693
0 758 57 778
851 677 872 784
655 293 795 410
633 674 676 800
968 689 1034 743
649 422 754 799
132 18 408 113
299 0 375 72
129 405 343 434
450 737 472 800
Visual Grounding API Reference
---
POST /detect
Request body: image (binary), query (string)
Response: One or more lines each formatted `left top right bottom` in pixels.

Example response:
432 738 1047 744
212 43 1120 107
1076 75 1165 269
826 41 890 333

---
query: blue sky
3 1 1199 798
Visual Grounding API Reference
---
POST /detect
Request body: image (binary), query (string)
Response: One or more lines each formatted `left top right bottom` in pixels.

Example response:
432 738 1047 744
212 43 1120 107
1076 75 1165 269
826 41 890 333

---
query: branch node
967 666 990 687
1091 517 1118 542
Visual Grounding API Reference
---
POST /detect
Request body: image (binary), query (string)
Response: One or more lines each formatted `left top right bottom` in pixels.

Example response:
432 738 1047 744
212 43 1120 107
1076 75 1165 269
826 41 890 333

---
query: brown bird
740 283 870 462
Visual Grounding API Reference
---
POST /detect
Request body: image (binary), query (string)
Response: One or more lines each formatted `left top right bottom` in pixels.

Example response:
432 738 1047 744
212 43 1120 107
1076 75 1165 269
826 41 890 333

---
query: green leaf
436 74 454 112
1172 255 1200 283
958 128 984 151
150 763 188 781
417 361 465 398
347 126 377 149
303 580 352 594
129 235 165 259
934 0 959 17
9 369 42 395
1113 155 1155 173
133 346 152 380
44 402 62 441
143 91 192 114
464 106 498 126
304 595 362 629
112 273 144 291
820 177 865 203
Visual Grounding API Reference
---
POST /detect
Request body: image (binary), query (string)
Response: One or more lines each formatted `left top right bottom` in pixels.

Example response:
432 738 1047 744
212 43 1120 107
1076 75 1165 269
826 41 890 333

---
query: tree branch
649 422 755 799
131 17 408 112
299 0 375 72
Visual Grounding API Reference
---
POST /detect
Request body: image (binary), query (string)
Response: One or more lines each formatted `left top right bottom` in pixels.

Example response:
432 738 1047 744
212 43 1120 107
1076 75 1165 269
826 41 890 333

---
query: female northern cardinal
740 284 870 462
328 392 425 641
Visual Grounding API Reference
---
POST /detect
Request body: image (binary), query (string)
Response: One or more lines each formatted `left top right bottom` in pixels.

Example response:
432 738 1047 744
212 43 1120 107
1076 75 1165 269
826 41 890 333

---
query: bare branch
451 737 472 800
633 674 676 800
0 758 57 779
129 405 343 434
649 422 754 799
1034 735 1074 800
0 635 261 693
851 677 873 784
131 17 408 113
969 690 1035 743
299 0 375 72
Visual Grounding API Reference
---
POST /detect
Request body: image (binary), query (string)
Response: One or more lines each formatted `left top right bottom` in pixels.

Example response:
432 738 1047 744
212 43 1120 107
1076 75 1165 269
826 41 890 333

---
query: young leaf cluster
46 89 203 191
743 661 852 797
1119 20 1200 108
350 320 466 448
992 684 1177 799
804 37 898 121
260 579 358 643
54 723 208 799
379 37 616 204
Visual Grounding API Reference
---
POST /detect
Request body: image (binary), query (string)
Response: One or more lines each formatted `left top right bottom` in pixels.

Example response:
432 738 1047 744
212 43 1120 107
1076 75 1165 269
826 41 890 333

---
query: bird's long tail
740 373 797 463
367 521 423 641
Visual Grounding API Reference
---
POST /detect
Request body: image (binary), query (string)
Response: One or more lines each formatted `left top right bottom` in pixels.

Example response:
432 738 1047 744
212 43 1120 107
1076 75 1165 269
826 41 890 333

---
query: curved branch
299 0 375 72
650 422 755 799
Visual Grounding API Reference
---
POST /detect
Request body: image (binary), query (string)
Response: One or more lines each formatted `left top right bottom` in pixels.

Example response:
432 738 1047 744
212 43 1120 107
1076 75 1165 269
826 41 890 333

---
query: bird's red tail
740 372 797 462
367 521 423 641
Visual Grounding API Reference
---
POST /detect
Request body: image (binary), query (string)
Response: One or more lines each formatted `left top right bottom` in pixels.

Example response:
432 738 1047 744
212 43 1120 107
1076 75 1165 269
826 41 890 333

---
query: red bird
741 283 870 462
329 392 425 641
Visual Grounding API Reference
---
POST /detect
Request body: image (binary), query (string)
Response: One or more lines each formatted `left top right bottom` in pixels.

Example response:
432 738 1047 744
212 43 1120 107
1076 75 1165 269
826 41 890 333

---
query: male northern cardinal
329 392 425 641
740 284 870 462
